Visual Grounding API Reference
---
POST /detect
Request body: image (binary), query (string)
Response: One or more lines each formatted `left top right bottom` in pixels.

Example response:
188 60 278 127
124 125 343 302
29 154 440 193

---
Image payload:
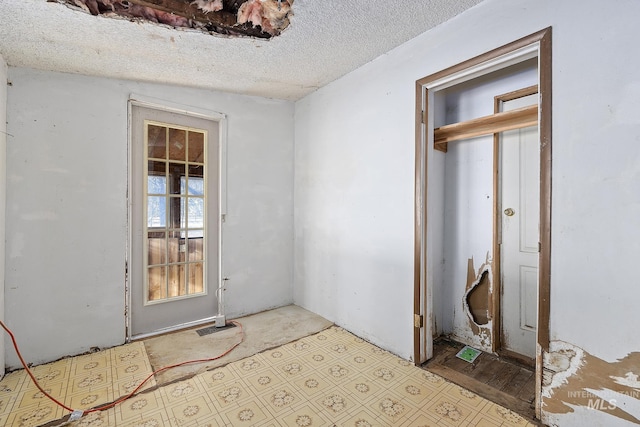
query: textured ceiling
0 0 484 101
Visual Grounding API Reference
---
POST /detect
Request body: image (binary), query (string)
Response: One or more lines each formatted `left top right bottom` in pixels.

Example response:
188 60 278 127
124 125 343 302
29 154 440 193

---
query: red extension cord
0 320 244 420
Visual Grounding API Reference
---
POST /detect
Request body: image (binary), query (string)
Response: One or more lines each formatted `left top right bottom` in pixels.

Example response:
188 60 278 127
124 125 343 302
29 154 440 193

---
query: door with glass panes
130 105 219 338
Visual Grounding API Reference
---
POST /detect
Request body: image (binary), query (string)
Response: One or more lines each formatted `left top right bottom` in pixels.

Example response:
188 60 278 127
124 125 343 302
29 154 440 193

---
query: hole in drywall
55 0 293 38
466 270 490 325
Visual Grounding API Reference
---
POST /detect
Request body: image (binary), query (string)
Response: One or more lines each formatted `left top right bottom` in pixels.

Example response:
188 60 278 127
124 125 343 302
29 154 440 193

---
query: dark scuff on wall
53 0 294 38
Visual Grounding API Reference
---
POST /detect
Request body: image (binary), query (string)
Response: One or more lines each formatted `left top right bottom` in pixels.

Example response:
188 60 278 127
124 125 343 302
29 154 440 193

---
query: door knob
504 208 515 216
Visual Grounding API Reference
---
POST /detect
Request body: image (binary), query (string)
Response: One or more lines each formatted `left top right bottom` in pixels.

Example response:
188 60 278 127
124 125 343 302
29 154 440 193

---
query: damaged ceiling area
0 0 485 100
60 0 294 38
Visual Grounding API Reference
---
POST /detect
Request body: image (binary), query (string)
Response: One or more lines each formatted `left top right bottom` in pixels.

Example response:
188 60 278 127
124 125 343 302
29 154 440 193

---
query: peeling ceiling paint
0 0 485 101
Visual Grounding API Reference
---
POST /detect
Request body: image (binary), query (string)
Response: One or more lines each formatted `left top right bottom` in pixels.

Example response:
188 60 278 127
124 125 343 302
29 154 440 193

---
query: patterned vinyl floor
0 326 537 427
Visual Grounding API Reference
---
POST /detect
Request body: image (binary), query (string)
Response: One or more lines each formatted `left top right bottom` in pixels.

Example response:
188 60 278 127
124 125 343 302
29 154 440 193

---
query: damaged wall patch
466 268 490 325
464 257 492 330
543 340 640 424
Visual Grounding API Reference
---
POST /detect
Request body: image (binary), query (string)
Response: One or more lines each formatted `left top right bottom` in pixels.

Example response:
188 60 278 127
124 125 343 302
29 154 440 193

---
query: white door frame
126 95 228 340
414 28 552 419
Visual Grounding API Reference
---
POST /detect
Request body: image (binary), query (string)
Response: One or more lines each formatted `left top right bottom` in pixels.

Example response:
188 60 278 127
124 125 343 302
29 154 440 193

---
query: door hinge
414 314 424 328
538 242 542 253
421 110 425 124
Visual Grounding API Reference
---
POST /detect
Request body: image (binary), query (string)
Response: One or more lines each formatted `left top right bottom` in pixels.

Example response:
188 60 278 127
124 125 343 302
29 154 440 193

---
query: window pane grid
144 121 207 304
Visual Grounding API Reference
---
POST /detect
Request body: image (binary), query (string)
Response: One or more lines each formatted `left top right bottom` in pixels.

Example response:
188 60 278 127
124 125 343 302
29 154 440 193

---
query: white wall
442 135 494 349
5 68 294 369
0 54 7 376
294 77 416 357
294 0 640 424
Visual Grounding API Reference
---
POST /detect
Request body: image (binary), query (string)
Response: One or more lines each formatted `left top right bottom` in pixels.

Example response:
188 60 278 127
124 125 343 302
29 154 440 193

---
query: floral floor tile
1 326 524 427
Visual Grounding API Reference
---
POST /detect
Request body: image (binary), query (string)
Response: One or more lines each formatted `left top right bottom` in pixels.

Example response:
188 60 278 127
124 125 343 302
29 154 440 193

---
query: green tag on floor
456 345 481 363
